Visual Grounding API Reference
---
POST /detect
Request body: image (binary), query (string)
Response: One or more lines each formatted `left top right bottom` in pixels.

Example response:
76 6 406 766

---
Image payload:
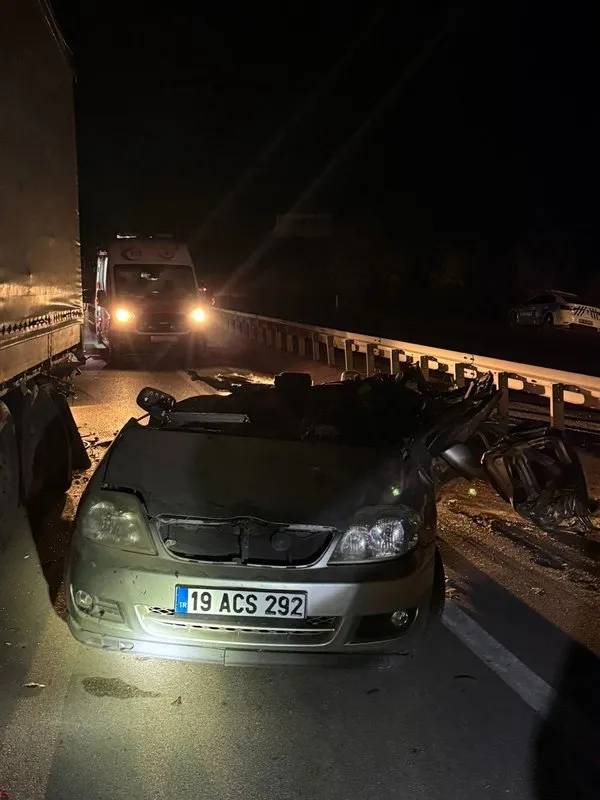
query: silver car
66 371 591 667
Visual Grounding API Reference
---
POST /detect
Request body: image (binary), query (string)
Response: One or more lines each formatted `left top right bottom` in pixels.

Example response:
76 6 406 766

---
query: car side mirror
136 386 176 419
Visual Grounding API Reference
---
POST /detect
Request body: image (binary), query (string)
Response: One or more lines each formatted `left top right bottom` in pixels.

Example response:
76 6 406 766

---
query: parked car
65 370 592 667
509 290 600 330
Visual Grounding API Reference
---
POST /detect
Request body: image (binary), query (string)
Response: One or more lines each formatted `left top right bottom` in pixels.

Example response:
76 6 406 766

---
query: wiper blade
167 411 250 426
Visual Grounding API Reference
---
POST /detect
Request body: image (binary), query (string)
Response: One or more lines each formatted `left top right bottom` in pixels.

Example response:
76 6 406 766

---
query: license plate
150 335 178 343
174 586 307 619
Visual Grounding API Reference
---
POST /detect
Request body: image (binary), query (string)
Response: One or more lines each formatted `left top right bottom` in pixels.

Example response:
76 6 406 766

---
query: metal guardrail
217 308 600 429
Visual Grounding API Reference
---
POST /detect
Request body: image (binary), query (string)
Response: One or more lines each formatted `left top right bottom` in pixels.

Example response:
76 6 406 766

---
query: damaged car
65 369 594 667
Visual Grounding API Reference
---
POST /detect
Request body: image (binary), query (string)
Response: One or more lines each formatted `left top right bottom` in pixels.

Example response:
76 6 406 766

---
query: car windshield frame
160 380 430 447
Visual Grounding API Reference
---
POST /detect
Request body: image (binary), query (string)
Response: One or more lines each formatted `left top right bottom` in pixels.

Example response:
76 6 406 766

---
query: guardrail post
326 335 336 367
298 334 307 357
344 340 354 371
498 372 510 420
275 327 284 350
286 332 295 353
312 334 320 361
420 355 430 382
390 349 400 375
455 364 466 388
366 344 376 376
550 384 565 429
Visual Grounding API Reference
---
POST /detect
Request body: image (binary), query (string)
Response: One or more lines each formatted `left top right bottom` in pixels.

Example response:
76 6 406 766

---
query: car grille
139 607 340 646
137 312 187 333
156 517 334 567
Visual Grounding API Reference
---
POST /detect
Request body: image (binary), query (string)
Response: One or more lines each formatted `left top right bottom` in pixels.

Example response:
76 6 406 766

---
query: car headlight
114 307 136 324
78 491 157 555
189 306 207 323
329 505 421 564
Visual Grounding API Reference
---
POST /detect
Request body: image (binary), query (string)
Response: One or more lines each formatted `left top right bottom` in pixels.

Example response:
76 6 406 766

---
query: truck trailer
0 0 88 523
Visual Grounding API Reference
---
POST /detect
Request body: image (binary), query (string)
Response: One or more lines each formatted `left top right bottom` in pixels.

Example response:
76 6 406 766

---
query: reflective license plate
150 335 178 342
175 586 307 618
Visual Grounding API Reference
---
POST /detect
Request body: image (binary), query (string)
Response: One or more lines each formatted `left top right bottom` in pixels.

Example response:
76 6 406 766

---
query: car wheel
543 312 554 327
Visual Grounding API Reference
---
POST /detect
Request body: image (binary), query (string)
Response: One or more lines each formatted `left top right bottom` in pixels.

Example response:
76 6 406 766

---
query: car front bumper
65 539 436 668
110 330 205 352
554 310 600 330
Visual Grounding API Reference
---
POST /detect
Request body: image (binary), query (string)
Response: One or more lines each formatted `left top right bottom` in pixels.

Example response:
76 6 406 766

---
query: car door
521 294 547 324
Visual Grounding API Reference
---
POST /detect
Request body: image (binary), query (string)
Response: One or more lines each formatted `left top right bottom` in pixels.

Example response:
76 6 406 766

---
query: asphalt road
1 338 598 800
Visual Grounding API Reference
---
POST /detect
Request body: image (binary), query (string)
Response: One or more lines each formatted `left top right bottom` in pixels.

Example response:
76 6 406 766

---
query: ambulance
95 235 210 362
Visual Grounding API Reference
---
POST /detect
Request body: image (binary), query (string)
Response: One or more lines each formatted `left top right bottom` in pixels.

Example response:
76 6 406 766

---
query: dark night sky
52 1 598 308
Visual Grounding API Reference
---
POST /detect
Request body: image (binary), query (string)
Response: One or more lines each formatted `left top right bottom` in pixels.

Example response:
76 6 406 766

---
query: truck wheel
0 401 20 521
48 390 90 471
19 386 72 504
31 414 72 500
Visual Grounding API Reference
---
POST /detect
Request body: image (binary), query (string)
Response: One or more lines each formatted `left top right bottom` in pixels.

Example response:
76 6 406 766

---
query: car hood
101 421 397 526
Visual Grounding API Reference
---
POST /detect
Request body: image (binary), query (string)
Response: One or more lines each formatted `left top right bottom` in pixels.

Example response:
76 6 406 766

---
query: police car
509 290 600 331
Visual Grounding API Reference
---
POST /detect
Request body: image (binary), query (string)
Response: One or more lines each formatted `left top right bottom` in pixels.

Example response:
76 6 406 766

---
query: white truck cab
95 235 210 361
